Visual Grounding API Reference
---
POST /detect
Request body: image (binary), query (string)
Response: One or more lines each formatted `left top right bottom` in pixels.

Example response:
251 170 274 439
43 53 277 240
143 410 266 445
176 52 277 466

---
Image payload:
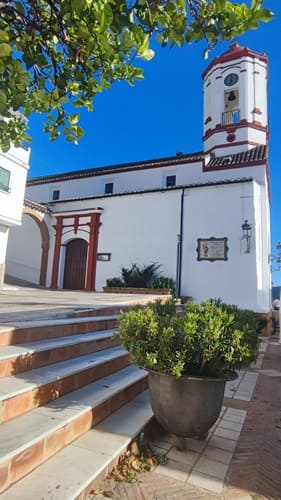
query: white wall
46 178 270 312
180 181 269 312
0 146 30 227
6 214 41 284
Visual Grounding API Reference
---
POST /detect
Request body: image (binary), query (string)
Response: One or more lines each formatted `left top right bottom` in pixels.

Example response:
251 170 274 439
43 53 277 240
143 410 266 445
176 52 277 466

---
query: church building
5 43 272 312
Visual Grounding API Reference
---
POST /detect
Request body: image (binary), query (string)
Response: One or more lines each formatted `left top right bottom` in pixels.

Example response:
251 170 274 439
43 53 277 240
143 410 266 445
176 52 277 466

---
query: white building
6 43 272 312
0 143 30 288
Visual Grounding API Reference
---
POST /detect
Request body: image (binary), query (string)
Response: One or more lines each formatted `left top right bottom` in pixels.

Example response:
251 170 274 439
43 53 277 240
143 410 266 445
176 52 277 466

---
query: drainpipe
176 189 185 298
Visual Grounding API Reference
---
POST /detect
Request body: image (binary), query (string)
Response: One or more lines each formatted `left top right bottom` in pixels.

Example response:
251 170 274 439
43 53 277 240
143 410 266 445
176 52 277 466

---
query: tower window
52 189 60 201
105 182 114 194
166 175 176 188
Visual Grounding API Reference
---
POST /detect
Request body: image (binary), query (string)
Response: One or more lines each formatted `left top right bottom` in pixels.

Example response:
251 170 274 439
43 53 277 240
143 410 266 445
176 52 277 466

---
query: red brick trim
85 213 101 291
203 121 267 141
204 140 265 154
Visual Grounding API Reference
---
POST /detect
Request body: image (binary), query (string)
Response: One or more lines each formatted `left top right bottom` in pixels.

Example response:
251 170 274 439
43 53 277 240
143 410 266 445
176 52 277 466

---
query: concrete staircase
0 307 152 498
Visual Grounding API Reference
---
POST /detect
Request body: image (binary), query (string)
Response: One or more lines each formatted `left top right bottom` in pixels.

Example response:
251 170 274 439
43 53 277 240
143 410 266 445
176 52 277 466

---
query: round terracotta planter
149 370 235 439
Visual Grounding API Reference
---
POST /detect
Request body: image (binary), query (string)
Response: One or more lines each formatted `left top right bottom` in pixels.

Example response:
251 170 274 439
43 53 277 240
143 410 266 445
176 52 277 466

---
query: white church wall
180 181 266 311
6 214 41 284
26 161 204 203
253 178 271 311
95 191 180 291
51 191 181 292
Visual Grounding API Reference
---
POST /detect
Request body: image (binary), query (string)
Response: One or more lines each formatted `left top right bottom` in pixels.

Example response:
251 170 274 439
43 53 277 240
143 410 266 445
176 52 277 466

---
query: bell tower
202 43 268 156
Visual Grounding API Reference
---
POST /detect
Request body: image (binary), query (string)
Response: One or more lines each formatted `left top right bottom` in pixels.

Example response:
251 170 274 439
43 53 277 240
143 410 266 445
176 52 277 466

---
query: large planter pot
149 370 233 439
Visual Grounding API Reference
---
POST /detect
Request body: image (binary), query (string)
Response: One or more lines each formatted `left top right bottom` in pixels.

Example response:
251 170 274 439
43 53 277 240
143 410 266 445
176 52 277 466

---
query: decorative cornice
24 198 52 214
202 43 267 79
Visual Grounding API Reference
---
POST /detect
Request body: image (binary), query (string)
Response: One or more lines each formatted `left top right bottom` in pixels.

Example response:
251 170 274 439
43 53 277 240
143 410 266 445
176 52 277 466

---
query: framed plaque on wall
197 237 228 262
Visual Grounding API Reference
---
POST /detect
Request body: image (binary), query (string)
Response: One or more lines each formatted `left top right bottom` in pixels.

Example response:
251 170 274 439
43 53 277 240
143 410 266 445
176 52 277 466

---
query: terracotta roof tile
206 145 267 168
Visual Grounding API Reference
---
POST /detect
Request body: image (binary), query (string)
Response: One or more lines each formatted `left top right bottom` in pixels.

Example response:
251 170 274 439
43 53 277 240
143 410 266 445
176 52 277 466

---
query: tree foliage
0 0 273 151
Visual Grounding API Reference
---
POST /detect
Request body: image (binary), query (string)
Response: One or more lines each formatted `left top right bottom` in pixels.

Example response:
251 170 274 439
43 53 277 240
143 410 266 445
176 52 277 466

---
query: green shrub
118 299 259 379
121 263 160 288
149 276 175 291
106 277 124 287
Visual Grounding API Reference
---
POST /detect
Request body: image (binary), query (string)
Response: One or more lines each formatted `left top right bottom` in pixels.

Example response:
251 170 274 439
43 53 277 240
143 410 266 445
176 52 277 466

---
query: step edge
0 329 118 360
6 315 119 330
0 366 148 464
1 391 153 500
0 347 128 400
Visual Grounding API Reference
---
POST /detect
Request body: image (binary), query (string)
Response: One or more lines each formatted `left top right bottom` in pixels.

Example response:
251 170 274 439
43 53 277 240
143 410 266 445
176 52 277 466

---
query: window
52 189 60 201
105 182 113 194
0 167 11 192
166 175 176 188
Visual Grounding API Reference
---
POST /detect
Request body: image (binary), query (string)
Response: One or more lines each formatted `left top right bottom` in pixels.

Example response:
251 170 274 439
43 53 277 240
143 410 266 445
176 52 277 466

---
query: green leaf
0 30 9 42
0 43 11 57
0 90 7 113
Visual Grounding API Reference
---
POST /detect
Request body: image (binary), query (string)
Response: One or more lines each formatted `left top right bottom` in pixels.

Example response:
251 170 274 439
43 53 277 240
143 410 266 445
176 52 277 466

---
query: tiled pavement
93 338 281 499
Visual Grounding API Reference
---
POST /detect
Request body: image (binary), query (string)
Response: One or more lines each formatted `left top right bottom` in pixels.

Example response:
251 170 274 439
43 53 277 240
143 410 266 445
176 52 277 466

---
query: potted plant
118 299 259 442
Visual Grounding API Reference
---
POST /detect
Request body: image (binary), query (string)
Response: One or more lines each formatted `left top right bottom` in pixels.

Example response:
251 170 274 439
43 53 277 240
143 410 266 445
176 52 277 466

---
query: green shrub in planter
106 277 124 287
118 299 259 379
149 276 175 291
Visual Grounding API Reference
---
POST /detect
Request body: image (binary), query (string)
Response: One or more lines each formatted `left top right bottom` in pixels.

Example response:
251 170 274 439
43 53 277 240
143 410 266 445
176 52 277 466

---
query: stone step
0 390 152 500
0 346 130 422
0 315 119 346
0 365 148 493
0 328 118 377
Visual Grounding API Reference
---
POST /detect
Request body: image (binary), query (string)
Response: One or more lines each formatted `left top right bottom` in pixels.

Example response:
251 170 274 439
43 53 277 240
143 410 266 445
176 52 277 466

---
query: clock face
224 73 239 86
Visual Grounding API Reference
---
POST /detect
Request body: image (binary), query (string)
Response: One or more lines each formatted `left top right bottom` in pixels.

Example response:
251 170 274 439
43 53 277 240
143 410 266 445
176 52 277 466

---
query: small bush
106 277 124 287
106 262 174 289
118 299 259 379
121 263 160 288
149 276 175 291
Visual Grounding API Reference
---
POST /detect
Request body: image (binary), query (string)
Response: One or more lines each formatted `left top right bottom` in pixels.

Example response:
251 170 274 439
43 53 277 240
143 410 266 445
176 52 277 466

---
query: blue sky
28 2 281 285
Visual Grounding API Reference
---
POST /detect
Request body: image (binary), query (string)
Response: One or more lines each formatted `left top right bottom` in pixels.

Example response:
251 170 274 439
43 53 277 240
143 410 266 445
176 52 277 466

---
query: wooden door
63 239 88 290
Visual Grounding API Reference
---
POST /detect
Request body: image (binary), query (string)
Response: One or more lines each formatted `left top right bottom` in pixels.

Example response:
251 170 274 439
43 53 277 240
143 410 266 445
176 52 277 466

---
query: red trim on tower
203 121 267 141
85 213 101 291
51 216 63 289
204 140 265 154
202 42 267 79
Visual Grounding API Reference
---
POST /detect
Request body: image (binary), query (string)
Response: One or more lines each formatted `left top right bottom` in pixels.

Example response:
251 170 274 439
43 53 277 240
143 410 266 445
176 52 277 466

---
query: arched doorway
63 239 88 290
6 205 50 287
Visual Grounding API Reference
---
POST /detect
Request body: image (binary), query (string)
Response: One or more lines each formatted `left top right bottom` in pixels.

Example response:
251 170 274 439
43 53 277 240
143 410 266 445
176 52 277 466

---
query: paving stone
202 445 233 465
167 447 199 466
208 435 237 452
188 470 224 493
224 408 247 424
155 460 189 482
218 419 243 432
184 437 207 453
193 456 229 479
214 427 240 441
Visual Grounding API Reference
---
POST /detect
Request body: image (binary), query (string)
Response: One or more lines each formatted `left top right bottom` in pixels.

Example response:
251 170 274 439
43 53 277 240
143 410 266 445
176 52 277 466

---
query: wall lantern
241 220 252 253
